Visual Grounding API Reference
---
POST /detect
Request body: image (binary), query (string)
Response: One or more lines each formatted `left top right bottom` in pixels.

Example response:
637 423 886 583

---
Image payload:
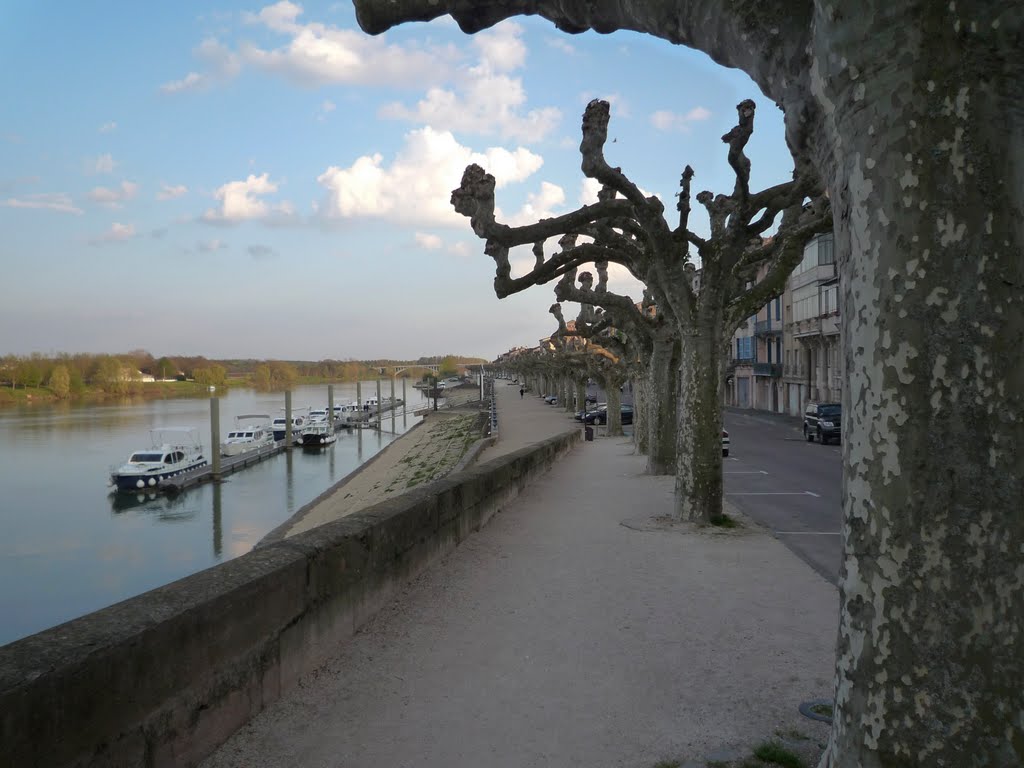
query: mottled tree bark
675 325 726 523
646 334 679 475
811 3 1024 765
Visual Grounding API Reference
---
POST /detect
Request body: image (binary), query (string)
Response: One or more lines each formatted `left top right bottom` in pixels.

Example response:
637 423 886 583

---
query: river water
0 382 429 647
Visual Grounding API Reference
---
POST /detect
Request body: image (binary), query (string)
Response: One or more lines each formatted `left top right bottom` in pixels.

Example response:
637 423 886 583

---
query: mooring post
376 378 382 430
328 384 335 432
402 377 407 427
285 390 293 449
390 376 396 432
356 380 362 428
212 482 223 557
210 395 221 480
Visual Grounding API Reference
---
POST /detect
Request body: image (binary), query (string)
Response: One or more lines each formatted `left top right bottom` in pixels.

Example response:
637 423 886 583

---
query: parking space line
727 491 821 496
724 470 769 475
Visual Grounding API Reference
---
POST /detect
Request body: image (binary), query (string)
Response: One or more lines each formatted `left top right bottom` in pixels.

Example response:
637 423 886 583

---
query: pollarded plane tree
356 2 1022 765
549 294 638 437
553 261 662 451
451 98 830 523
547 300 613 415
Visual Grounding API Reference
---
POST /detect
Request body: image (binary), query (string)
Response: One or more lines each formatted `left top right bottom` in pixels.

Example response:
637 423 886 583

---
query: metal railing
753 362 782 377
754 318 781 335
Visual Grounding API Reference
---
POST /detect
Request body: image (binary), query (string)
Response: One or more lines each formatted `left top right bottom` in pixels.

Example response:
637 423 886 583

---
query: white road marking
774 531 840 535
724 470 769 475
726 491 820 496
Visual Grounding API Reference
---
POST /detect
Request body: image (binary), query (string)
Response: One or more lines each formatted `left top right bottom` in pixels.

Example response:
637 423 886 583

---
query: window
792 284 820 322
774 297 781 321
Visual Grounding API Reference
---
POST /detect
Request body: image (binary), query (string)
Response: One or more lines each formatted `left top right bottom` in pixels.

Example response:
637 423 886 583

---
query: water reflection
108 489 199 523
212 483 223 558
0 383 429 646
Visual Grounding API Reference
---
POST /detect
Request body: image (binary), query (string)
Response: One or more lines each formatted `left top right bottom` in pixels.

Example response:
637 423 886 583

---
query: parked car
803 402 841 444
543 394 558 404
586 404 633 425
575 402 606 421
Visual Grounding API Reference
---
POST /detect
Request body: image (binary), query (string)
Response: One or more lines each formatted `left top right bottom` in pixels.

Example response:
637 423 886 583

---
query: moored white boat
298 421 337 449
220 414 275 457
110 427 207 492
271 408 309 441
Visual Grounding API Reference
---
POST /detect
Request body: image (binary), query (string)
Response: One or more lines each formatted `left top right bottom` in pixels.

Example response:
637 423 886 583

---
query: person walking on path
519 387 524 398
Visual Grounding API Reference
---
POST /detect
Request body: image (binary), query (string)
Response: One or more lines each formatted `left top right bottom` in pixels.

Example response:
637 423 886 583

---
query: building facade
726 233 842 416
785 233 841 414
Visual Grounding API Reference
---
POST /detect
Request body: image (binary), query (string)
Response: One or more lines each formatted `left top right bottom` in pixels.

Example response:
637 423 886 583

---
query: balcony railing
754 318 782 335
753 362 782 377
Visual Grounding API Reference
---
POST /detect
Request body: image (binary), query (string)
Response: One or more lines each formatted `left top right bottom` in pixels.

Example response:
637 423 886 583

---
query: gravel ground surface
206 383 837 768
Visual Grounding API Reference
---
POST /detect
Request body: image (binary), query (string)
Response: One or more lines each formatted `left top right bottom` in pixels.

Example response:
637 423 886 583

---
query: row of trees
473 97 828 523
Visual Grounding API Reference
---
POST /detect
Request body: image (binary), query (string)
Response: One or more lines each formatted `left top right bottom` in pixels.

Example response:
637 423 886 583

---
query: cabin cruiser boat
308 408 330 423
110 427 207 492
298 421 337 449
220 414 275 457
335 402 363 425
271 408 309 441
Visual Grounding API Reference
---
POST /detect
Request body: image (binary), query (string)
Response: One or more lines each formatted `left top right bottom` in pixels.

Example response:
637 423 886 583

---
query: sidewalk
203 384 837 768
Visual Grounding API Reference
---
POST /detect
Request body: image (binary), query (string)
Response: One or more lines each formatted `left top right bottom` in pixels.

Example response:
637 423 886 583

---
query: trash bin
585 426 593 441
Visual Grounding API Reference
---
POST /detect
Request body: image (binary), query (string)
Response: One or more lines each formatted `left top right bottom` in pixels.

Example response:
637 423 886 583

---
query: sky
0 1 794 362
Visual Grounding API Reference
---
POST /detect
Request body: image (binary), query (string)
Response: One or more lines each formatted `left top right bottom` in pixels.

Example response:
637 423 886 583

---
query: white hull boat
110 427 207 492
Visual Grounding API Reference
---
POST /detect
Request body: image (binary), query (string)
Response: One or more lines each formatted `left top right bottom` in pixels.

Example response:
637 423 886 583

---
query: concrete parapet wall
0 429 580 768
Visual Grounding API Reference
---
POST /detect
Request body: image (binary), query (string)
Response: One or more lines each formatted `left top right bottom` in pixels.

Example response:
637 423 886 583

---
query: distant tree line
0 351 488 398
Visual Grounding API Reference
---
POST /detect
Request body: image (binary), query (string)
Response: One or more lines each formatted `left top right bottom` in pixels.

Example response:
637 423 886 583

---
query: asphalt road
722 407 842 587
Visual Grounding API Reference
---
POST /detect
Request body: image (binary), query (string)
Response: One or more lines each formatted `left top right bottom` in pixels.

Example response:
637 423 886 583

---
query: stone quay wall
0 429 579 768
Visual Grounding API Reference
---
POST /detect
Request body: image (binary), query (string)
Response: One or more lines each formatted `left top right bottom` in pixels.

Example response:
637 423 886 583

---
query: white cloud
474 22 526 71
89 222 135 245
161 72 205 94
651 106 712 132
157 183 188 200
203 173 294 224
161 38 241 93
415 232 443 250
92 154 116 174
316 99 336 122
317 126 543 226
99 122 117 133
502 181 565 227
2 193 82 215
239 1 456 87
88 181 138 207
198 239 227 252
379 22 560 142
547 37 577 56
448 241 473 258
580 177 602 206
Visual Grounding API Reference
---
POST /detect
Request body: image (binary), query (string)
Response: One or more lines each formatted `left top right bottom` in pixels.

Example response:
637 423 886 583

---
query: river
0 381 430 647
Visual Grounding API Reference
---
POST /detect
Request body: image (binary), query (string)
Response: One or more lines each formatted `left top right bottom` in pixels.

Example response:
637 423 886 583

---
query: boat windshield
130 452 164 463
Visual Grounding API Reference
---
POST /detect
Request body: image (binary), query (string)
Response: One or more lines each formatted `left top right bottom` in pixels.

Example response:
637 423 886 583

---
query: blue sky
0 1 792 362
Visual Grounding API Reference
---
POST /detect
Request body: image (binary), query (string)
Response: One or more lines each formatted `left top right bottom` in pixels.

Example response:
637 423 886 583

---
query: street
723 408 842 586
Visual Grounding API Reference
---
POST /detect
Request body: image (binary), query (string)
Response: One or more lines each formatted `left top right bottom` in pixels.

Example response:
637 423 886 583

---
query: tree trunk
814 3 1023 765
575 381 586 416
633 377 648 454
673 327 725 523
645 334 679 475
605 381 622 437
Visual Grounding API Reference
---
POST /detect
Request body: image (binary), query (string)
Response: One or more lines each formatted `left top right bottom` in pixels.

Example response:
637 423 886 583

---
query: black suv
804 402 841 444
